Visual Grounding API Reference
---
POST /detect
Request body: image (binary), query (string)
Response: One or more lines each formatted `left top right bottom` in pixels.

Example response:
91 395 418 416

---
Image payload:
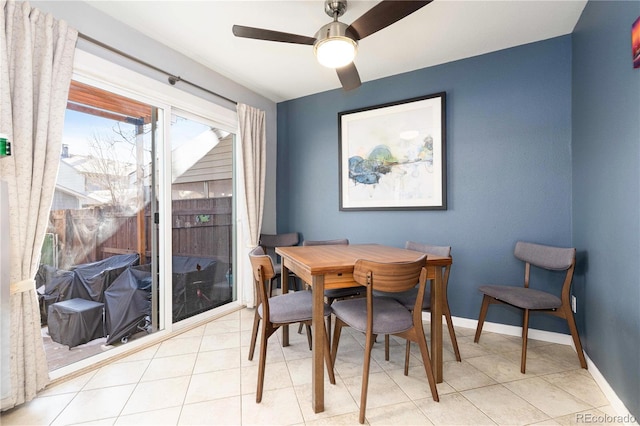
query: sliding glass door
40 50 239 374
169 111 235 324
41 80 161 370
36 70 236 374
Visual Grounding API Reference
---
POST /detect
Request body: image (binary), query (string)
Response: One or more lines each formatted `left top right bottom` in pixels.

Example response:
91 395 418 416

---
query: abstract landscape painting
339 93 446 210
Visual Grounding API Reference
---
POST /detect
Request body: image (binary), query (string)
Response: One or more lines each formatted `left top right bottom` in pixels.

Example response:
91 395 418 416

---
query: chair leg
404 340 411 376
384 334 390 361
305 324 312 351
444 305 462 362
323 321 336 384
297 323 303 334
474 295 491 343
289 275 298 292
256 325 269 403
414 326 439 402
331 318 345 365
521 309 530 374
359 330 375 424
326 298 336 344
248 310 260 361
564 305 587 369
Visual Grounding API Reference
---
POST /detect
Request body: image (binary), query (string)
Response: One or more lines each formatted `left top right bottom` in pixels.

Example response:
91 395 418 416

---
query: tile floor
1 308 621 425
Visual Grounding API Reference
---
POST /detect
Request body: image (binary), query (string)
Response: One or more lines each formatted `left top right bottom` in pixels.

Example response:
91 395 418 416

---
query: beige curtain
0 0 77 411
237 103 266 246
236 103 266 307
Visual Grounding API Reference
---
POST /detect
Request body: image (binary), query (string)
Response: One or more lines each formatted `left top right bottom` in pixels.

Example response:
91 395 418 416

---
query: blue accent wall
278 36 573 332
572 0 640 419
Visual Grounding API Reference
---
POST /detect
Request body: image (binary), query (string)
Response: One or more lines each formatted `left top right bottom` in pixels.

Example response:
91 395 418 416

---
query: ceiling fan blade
347 0 432 40
336 63 361 91
232 25 316 45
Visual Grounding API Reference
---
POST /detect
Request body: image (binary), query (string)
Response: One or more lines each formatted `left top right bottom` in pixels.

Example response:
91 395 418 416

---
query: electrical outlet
571 295 577 313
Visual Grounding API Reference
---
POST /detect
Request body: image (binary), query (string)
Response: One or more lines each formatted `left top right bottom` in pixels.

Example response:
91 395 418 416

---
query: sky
62 108 213 163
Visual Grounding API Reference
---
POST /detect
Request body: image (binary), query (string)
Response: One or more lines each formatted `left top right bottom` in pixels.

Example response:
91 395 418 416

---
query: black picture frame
338 92 447 211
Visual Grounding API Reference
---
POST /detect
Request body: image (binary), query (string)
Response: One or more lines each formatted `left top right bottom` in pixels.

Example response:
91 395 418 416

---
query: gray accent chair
474 241 587 373
248 246 335 403
259 232 300 296
380 241 460 373
330 256 439 424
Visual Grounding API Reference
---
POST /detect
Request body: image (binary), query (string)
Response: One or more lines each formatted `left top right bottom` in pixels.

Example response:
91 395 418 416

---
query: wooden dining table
275 243 452 413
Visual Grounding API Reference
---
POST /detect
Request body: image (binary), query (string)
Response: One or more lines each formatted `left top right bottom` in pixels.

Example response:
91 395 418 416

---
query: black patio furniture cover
104 264 152 345
70 254 139 303
47 298 105 348
36 264 74 324
172 256 217 321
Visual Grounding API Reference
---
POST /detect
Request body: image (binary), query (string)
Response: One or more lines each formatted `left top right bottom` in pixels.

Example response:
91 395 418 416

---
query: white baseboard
423 312 638 424
421 311 572 345
583 353 639 425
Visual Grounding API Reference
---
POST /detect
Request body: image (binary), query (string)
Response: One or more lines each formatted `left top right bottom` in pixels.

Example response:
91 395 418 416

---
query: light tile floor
1 308 621 425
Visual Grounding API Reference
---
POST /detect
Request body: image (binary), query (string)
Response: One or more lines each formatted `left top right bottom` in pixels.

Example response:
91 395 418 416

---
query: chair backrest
249 246 276 308
514 241 576 294
259 232 299 265
514 241 575 271
302 238 349 246
405 241 452 297
353 256 427 294
249 246 275 280
405 240 451 257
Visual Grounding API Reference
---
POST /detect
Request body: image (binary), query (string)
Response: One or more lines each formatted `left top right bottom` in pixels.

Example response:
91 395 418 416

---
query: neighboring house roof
54 183 103 204
173 133 233 184
171 129 220 182
84 188 140 205
63 154 136 177
60 128 232 196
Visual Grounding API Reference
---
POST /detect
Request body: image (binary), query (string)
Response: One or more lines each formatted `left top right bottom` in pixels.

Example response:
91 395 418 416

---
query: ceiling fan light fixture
314 21 358 68
315 37 357 68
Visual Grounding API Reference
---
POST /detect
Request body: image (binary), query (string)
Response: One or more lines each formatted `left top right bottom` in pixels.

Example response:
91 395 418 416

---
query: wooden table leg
281 263 289 347
430 266 443 383
311 274 325 413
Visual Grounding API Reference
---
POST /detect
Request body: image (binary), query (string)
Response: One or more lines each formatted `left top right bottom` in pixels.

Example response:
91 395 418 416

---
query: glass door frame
50 50 242 381
167 107 236 325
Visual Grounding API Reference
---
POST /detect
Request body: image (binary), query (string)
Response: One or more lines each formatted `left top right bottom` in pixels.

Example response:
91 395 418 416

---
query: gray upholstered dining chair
259 232 300 296
300 238 365 342
381 241 460 373
474 241 587 373
330 256 439 424
248 246 335 402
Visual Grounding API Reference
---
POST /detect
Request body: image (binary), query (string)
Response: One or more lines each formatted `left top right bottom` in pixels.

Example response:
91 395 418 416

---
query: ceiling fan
232 0 432 91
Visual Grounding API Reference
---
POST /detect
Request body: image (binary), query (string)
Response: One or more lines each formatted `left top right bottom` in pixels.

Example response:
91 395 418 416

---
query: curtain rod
78 32 237 106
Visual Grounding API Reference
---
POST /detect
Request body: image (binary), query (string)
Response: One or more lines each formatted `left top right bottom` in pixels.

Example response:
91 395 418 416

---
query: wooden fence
48 197 232 269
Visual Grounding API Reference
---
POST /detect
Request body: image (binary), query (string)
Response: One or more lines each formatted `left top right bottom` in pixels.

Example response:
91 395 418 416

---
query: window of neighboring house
171 182 206 200
208 179 233 198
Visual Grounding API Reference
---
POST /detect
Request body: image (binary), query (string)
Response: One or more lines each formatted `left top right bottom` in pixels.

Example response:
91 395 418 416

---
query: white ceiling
84 1 587 103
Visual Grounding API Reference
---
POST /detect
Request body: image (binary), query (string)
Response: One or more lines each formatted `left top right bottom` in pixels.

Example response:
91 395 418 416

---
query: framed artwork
338 92 446 211
633 16 640 69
